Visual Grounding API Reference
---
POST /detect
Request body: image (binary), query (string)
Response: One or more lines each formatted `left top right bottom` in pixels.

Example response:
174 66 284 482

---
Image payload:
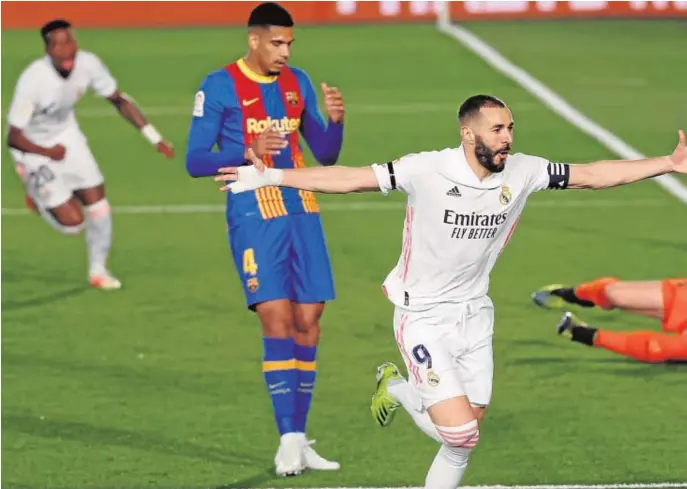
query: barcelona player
184 2 344 477
533 278 687 363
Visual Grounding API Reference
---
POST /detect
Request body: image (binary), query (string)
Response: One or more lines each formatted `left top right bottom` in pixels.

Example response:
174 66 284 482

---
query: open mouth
61 58 75 70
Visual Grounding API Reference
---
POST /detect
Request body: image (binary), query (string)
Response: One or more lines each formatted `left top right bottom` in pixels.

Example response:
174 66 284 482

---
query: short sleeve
526 155 571 193
86 53 118 98
371 153 425 196
7 71 37 129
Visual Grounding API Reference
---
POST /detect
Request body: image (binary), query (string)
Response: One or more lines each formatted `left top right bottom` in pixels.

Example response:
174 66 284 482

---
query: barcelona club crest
285 91 299 106
499 185 512 206
247 278 259 293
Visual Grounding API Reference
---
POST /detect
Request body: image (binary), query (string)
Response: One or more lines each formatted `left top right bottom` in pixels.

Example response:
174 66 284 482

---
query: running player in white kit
6 19 175 290
214 95 687 488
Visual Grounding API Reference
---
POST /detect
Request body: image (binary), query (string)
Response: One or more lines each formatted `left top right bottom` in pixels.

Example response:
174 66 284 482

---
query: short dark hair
458 95 506 124
248 2 294 28
40 19 71 45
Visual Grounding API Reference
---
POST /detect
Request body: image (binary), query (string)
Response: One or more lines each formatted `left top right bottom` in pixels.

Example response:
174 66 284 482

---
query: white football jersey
371 145 569 311
7 50 117 145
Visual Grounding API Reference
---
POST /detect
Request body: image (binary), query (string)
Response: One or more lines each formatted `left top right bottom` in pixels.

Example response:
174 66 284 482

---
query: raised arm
298 69 344 165
566 130 685 190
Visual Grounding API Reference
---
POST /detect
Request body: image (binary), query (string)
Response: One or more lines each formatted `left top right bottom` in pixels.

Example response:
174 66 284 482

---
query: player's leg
423 299 494 489
376 368 479 489
291 302 323 432
533 278 666 315
620 309 663 320
381 305 482 489
660 279 687 334
289 213 338 470
13 151 86 234
229 218 304 476
62 135 120 289
603 280 664 311
557 312 687 363
73 184 119 289
532 277 618 309
11 156 39 214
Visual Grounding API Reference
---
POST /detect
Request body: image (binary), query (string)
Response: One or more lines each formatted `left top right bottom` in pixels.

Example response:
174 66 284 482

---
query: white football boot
89 271 122 290
302 438 340 471
274 433 306 477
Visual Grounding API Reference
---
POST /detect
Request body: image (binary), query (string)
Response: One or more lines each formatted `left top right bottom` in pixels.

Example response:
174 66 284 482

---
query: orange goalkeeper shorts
662 278 687 334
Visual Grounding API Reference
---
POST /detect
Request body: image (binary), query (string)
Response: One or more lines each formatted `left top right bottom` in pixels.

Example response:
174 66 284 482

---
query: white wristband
141 124 163 145
265 168 284 186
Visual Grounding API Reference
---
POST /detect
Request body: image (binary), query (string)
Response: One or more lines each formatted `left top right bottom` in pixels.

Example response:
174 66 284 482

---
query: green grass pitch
2 20 686 489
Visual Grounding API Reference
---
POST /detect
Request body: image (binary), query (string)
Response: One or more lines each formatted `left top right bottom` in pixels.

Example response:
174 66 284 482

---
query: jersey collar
237 58 278 84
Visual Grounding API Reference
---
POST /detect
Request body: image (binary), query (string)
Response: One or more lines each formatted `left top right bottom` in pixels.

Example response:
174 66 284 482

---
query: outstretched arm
219 161 381 194
214 149 398 194
567 130 685 189
107 91 174 158
86 52 174 159
279 165 378 193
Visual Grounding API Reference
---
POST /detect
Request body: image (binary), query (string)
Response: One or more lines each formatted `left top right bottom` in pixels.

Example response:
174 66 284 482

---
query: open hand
216 148 274 193
157 140 175 159
670 129 687 173
251 129 288 158
321 82 344 124
242 147 266 172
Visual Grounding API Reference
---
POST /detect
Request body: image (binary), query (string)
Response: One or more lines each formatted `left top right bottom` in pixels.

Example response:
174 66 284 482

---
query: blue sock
294 343 317 433
262 337 297 436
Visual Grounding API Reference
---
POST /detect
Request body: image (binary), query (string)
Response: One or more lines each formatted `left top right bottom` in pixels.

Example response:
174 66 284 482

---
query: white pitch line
255 484 687 489
0 103 454 120
0 102 539 120
435 11 687 206
0 198 674 217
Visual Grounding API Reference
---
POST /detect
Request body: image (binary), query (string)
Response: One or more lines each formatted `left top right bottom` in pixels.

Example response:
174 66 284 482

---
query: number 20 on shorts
243 248 258 276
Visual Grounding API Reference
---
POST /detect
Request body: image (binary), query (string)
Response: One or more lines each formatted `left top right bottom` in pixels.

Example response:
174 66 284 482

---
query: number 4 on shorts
242 248 258 276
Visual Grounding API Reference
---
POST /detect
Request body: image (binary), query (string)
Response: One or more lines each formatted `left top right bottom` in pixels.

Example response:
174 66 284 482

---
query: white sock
425 444 472 489
388 378 442 443
84 199 112 276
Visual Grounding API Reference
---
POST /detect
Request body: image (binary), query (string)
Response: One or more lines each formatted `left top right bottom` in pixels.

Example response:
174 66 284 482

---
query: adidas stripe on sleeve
546 162 570 190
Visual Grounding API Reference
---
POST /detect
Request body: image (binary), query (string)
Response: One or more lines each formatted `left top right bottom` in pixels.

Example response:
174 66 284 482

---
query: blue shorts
229 213 336 309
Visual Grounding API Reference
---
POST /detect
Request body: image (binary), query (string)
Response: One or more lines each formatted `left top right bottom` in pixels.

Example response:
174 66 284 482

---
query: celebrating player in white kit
6 19 175 290
214 94 687 488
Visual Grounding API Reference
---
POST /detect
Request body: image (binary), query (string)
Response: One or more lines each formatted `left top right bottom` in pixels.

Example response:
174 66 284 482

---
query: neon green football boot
531 284 571 310
557 311 589 337
370 362 402 428
532 284 596 310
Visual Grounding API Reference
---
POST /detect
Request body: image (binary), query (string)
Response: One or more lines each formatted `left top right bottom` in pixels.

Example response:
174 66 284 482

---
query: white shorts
11 131 104 210
393 296 495 409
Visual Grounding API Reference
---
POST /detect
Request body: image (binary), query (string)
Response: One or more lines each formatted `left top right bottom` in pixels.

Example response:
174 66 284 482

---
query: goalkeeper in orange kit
532 278 687 363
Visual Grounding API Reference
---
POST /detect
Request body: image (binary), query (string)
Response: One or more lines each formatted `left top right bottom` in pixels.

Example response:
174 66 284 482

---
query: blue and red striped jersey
185 59 344 227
